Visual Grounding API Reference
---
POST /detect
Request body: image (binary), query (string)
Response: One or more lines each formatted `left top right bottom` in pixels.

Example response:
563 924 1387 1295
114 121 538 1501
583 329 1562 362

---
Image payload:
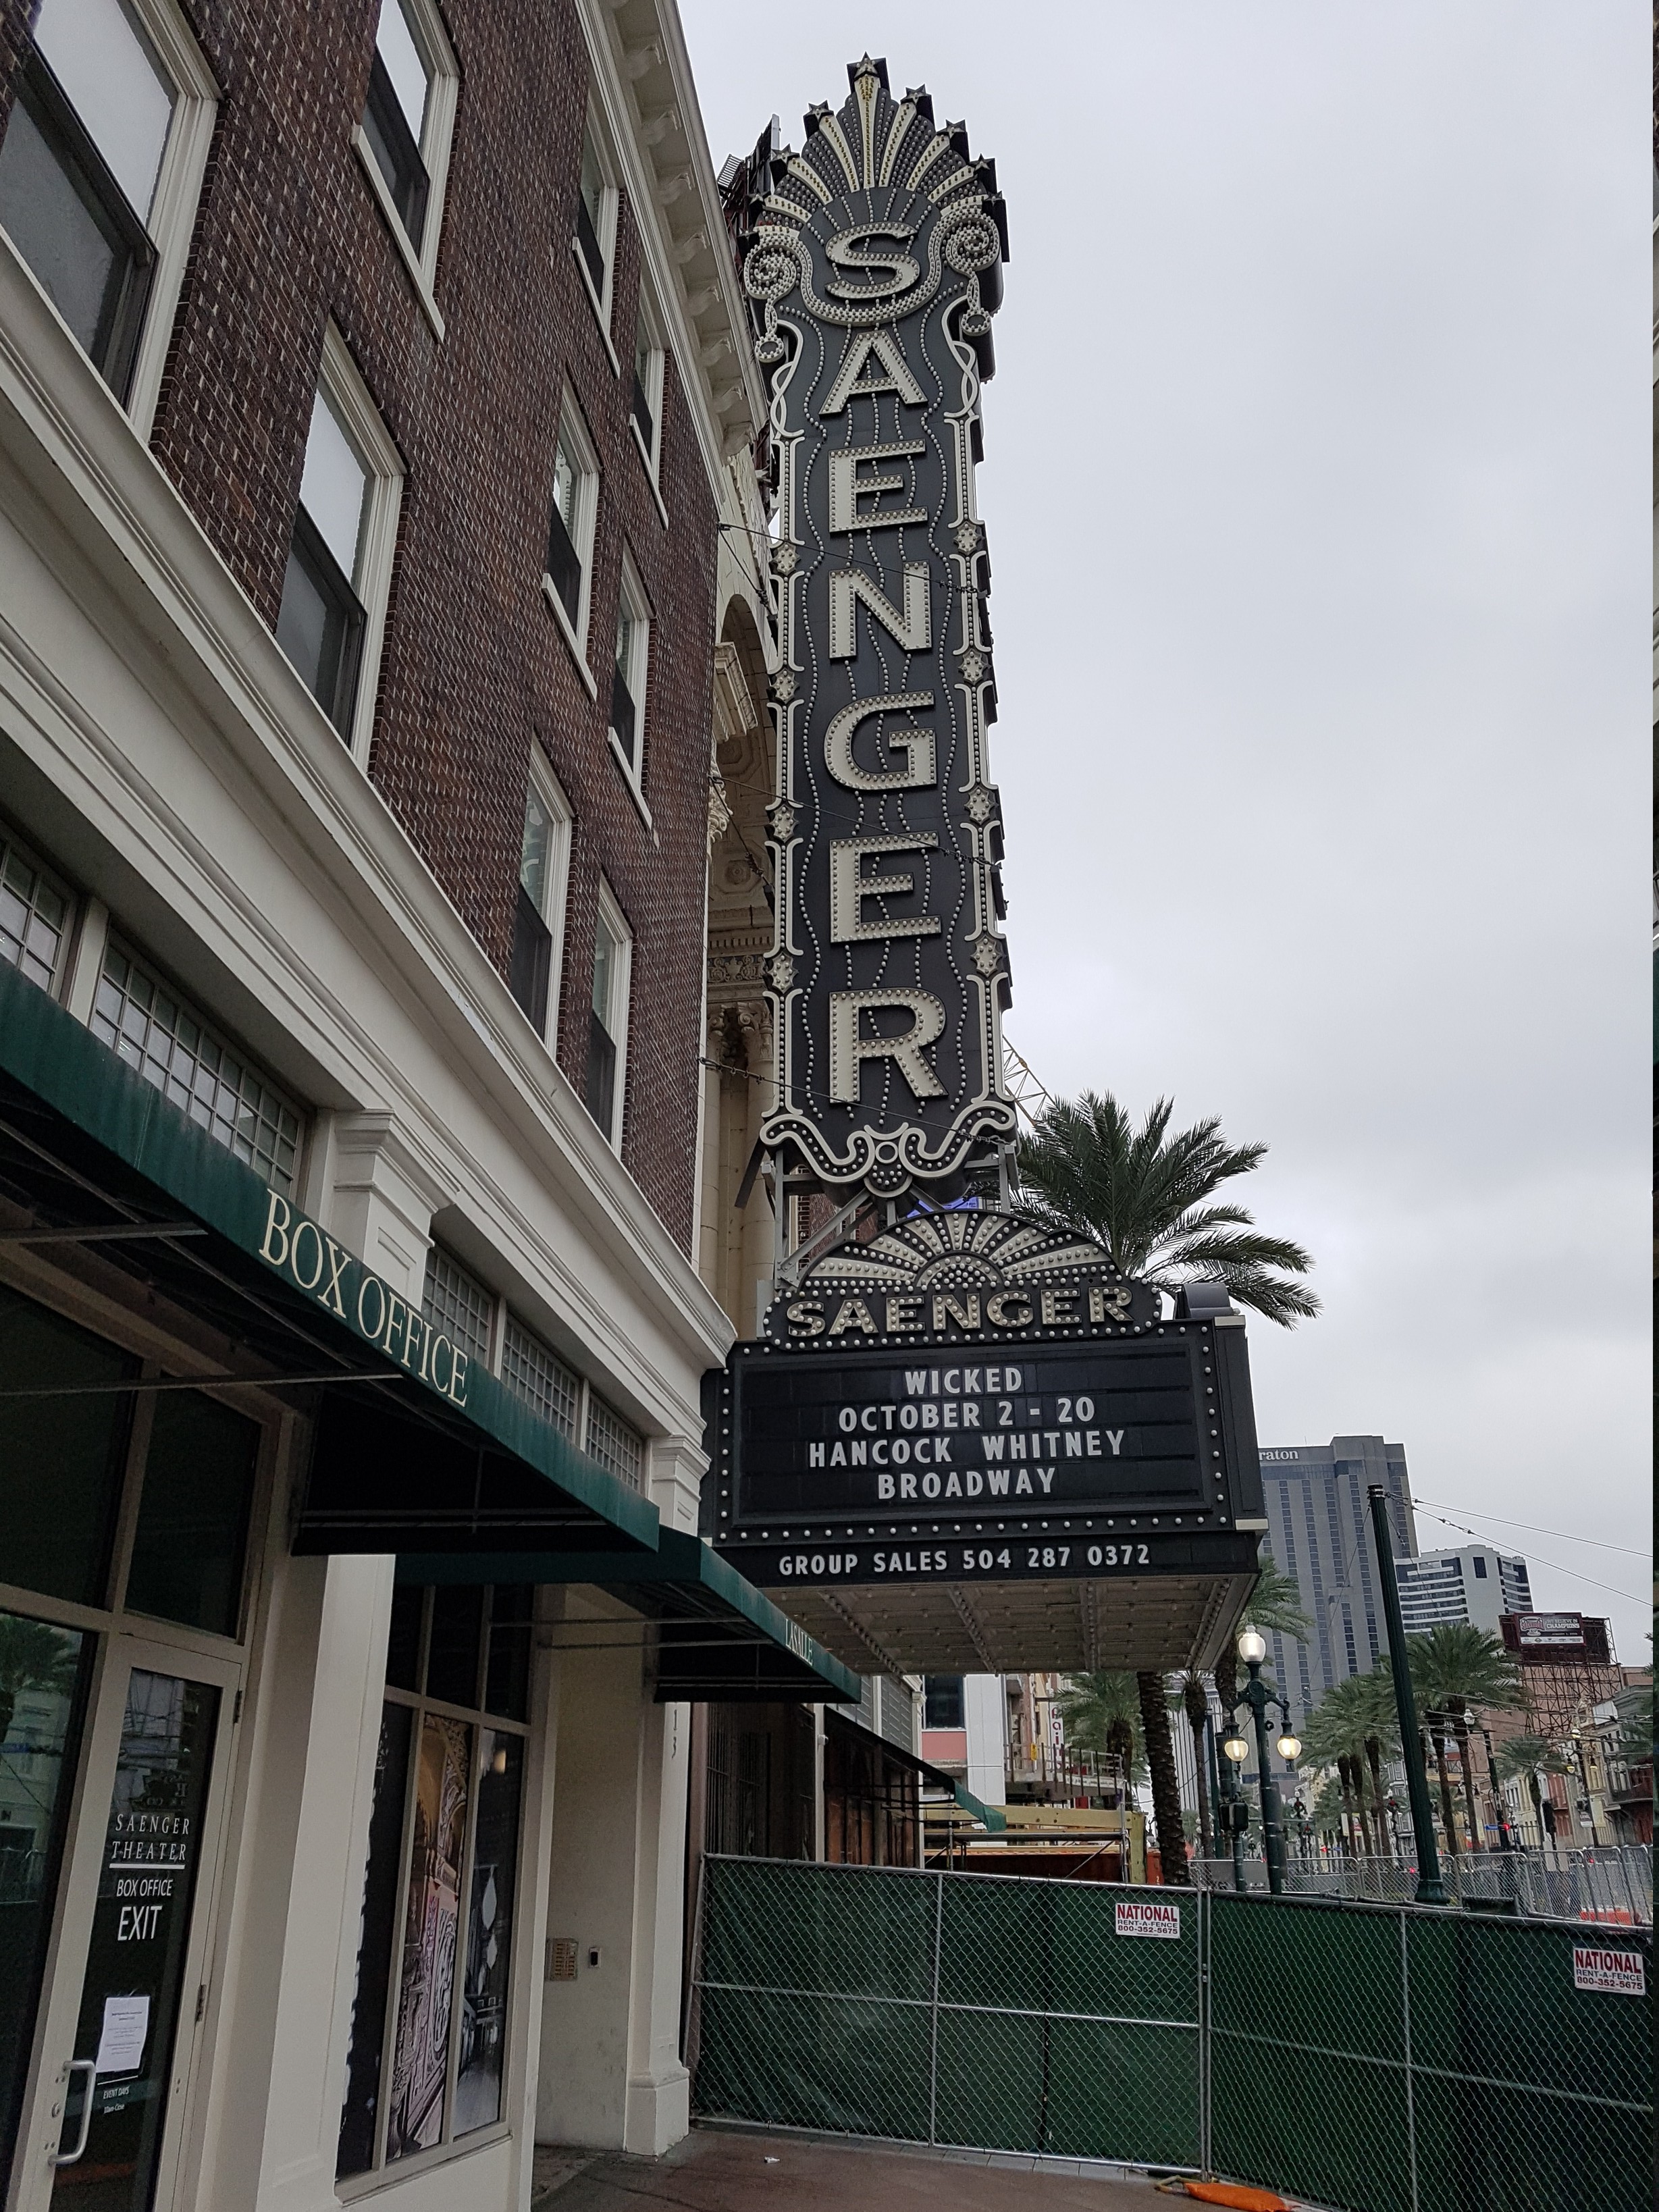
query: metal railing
691 1853 1653 2212
1190 1843 1654 1925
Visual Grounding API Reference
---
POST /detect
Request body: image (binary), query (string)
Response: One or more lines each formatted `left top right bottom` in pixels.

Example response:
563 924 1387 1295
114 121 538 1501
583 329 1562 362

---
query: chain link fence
691 1855 1203 2170
691 1855 1652 2211
1191 1845 1653 1926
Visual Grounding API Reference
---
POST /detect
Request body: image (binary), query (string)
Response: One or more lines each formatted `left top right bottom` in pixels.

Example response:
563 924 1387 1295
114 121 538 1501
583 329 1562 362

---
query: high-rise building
1394 1545 1532 1635
1256 1437 1418 1717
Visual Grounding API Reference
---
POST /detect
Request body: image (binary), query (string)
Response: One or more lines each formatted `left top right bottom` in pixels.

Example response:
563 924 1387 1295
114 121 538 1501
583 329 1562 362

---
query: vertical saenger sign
739 57 1017 1199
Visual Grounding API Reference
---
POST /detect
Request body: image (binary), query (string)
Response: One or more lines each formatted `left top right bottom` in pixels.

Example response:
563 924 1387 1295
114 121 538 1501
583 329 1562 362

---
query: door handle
49 2058 97 2166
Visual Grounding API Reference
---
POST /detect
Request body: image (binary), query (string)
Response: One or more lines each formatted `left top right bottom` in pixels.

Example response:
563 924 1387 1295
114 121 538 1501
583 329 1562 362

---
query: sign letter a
821 329 926 416
830 990 947 1102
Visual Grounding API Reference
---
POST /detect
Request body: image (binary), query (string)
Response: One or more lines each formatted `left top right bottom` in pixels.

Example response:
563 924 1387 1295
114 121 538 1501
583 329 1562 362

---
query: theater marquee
705 1212 1267 1604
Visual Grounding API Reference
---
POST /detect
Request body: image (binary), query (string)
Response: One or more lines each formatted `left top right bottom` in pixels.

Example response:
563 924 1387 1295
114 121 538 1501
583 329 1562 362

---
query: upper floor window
583 1392 643 1492
0 824 72 995
421 1244 496 1369
276 328 402 754
584 883 630 1147
922 1676 966 1730
354 0 457 333
509 755 571 1042
571 126 616 343
90 937 304 1192
0 0 215 427
631 298 664 481
542 403 598 680
609 563 650 794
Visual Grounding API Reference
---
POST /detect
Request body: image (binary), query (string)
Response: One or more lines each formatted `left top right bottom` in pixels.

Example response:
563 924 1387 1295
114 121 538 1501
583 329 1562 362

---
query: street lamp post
1244 1629 1298 1896
1365 1484 1447 1906
1481 1726 1516 1852
1221 1720 1250 1890
1225 1628 1301 1899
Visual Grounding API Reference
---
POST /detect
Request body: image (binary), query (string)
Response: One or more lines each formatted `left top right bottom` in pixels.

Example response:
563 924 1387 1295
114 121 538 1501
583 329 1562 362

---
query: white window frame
629 288 667 525
351 0 458 342
589 876 631 1151
569 119 620 373
521 747 573 1045
608 553 652 828
3 0 217 438
540 394 600 695
299 324 404 762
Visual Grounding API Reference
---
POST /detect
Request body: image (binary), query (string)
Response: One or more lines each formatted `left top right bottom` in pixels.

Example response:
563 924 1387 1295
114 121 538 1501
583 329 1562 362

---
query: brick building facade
0 0 742 1242
0 1 855 2205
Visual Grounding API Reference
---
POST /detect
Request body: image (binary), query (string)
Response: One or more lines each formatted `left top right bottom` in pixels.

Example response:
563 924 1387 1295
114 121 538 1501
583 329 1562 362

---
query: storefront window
124 1391 259 1638
0 1608 89 2158
337 1584 531 2178
0 1282 136 1606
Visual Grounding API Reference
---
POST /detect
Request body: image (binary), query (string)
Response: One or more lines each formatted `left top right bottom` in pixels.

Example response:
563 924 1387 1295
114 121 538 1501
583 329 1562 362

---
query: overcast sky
680 3 1650 1659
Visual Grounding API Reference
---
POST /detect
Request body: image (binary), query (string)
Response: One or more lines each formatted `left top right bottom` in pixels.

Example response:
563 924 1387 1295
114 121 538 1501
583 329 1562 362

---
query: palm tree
1052 1670 1144 1798
0 1613 80 1745
1408 1626 1522 1853
1300 1669 1400 1858
1015 1090 1320 1327
1494 1734 1573 1847
1136 1672 1190 1887
1178 1675 1215 1859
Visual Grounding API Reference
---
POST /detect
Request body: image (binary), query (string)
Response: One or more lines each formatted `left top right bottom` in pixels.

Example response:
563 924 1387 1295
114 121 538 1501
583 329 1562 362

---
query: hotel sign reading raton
736 55 1016 1198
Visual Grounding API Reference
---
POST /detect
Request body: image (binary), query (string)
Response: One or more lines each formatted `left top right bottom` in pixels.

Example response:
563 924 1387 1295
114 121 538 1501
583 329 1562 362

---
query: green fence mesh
691 1857 1653 2210
693 1857 1201 2168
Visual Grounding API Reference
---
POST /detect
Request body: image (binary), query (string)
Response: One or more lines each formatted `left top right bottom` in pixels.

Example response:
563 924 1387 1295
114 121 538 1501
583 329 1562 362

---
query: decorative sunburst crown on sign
760 1210 1164 1345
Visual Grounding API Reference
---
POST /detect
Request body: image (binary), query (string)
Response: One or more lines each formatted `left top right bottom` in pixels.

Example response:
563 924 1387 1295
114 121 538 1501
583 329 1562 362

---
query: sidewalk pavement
531 2126 1166 2211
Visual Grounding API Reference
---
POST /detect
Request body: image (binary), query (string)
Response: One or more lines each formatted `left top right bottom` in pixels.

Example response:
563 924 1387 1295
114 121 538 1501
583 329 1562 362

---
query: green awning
0 959 655 1555
396 1528 861 1704
945 1781 1007 1832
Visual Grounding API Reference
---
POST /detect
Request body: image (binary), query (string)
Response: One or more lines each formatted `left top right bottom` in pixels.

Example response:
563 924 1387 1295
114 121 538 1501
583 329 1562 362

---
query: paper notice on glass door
95 1995 150 2076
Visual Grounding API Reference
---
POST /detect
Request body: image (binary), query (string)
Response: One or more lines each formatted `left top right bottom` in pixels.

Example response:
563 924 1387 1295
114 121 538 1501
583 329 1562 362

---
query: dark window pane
0 54 154 398
545 500 581 627
276 506 365 737
573 188 604 294
455 1731 522 2133
631 370 653 456
385 1583 425 1692
483 1586 532 1722
0 1283 132 1606
923 1675 964 1729
55 1672 219 2202
425 1584 483 1709
361 49 429 250
509 885 552 1034
584 1007 616 1135
610 664 636 762
386 1714 470 2158
124 1390 259 1637
0 1610 88 2159
338 1701 413 2178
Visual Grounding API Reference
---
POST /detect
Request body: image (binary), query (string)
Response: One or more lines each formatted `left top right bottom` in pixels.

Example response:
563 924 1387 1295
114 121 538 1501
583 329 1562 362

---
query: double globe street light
1222 1627 1301 1896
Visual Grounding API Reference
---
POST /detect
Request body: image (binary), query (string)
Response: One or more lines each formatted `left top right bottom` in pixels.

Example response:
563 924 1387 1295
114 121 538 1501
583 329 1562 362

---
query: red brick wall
0 0 719 1250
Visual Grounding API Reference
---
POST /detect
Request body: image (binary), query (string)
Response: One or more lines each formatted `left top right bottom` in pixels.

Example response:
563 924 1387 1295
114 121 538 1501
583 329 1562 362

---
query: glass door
11 1635 238 2212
